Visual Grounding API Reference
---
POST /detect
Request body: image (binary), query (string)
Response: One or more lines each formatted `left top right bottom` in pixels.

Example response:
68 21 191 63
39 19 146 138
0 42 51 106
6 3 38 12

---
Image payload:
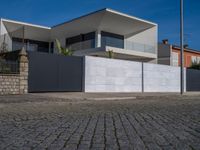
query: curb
86 97 136 101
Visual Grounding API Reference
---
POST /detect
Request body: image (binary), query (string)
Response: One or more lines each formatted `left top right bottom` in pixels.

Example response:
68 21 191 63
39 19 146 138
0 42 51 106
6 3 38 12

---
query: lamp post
180 0 184 94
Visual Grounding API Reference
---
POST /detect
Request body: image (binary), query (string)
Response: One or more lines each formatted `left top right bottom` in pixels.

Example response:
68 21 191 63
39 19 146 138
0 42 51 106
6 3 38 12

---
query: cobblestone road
0 94 200 150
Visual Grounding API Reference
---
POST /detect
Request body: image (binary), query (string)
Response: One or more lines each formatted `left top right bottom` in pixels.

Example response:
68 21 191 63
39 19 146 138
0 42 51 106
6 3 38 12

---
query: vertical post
19 47 28 94
180 0 184 94
48 42 51 53
95 30 101 48
141 62 144 93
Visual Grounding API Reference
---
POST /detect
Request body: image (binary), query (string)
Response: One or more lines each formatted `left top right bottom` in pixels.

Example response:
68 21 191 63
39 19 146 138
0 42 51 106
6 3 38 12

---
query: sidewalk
32 92 200 100
1 92 200 104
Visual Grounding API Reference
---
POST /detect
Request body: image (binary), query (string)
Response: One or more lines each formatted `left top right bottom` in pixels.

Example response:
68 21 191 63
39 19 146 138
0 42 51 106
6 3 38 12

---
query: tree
55 39 73 56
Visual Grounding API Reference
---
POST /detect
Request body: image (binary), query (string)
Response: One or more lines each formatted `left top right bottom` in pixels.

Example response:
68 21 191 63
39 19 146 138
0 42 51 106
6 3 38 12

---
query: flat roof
1 8 157 30
52 8 157 28
1 18 51 42
1 18 51 29
51 8 157 38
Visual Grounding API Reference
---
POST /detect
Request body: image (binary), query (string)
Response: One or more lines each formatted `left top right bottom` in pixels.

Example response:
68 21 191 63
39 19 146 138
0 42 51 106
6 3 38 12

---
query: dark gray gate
186 69 200 91
28 52 84 92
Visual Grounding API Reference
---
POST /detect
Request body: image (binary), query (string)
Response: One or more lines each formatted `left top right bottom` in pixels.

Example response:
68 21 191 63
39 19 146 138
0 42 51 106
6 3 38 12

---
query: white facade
125 26 157 53
0 19 12 51
51 8 158 62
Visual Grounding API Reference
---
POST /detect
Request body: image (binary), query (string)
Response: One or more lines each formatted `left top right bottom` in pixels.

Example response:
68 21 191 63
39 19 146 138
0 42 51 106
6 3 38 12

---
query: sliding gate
28 52 84 92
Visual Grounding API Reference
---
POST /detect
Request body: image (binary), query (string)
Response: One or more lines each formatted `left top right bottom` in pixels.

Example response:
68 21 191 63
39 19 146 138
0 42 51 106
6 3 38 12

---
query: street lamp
180 0 184 94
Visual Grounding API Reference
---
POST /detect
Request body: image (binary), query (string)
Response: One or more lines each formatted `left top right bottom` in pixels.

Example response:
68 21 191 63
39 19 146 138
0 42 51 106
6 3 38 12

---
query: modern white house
0 8 158 63
1 8 197 93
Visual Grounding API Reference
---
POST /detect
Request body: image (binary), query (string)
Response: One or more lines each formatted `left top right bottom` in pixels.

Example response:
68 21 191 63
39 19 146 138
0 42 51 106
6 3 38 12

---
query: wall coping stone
0 74 20 76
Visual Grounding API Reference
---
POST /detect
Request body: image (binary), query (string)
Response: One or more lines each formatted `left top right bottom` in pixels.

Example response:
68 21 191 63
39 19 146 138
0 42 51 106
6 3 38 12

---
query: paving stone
0 94 199 150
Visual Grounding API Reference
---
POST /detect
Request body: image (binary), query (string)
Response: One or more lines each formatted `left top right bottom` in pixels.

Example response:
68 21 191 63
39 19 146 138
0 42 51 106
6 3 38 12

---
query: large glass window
12 38 25 51
66 32 95 51
12 38 49 53
101 31 124 49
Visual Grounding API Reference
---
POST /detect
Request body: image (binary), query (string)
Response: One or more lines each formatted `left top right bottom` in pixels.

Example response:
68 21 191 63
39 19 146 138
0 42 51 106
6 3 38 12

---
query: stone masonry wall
19 49 29 94
0 48 28 95
0 74 20 95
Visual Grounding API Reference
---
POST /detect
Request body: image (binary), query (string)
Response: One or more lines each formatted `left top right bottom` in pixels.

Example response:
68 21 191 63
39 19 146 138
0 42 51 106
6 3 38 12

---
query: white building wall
0 21 12 51
84 56 142 92
124 26 158 54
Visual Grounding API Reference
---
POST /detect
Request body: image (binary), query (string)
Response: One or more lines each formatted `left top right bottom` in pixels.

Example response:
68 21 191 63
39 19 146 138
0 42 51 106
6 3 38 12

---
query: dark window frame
101 31 124 49
12 37 49 53
66 32 95 50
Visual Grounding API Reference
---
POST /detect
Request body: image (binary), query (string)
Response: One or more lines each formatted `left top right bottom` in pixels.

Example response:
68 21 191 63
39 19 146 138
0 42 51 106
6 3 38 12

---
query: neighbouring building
0 8 158 63
158 40 200 67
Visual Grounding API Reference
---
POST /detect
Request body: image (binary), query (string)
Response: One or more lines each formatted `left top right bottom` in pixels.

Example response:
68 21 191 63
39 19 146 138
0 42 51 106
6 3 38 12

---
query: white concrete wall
143 63 186 92
84 56 186 93
0 21 12 51
125 26 158 54
84 56 142 92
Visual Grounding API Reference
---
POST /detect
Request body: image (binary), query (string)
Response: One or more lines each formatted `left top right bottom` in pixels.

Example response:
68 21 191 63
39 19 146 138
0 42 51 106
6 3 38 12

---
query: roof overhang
52 8 157 38
1 19 51 42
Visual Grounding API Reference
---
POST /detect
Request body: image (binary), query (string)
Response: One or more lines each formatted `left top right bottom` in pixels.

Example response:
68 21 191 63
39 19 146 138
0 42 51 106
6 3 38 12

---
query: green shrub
108 50 114 59
55 39 73 56
189 61 200 70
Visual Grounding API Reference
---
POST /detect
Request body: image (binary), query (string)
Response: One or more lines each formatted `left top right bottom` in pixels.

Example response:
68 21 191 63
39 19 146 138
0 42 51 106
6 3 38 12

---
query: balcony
125 40 156 54
67 39 95 51
67 39 156 55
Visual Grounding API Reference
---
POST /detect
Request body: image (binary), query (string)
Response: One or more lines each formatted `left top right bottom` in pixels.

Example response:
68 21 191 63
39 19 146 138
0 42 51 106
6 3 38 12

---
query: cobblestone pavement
0 94 200 150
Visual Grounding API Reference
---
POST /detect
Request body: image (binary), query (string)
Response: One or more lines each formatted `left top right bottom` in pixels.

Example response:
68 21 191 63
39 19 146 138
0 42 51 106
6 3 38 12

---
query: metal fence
0 59 19 74
186 69 200 91
28 52 83 92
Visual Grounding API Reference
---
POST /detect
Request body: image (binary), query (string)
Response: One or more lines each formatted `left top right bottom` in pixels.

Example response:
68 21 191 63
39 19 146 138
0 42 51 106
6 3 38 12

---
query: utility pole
180 0 184 94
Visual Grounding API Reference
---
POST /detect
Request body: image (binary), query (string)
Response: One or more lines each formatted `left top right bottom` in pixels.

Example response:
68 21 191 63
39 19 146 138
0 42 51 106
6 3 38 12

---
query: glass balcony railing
66 39 156 54
125 41 156 54
67 39 95 51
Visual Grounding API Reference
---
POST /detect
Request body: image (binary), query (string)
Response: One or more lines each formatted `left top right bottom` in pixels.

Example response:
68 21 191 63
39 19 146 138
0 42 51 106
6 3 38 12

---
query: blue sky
0 0 199 50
